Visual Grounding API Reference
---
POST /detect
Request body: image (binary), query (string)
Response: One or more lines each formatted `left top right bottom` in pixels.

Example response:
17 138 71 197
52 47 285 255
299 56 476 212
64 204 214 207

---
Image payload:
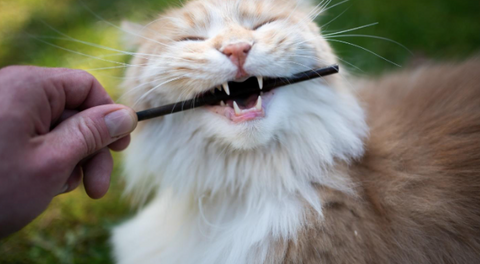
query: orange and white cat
111 0 480 263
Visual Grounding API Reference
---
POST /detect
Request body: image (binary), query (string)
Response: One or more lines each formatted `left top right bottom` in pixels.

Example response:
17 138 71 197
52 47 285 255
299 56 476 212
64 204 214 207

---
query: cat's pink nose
222 42 252 79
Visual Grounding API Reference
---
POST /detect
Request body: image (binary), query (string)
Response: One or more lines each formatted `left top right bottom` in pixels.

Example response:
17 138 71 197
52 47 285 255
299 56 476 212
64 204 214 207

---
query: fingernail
104 109 137 137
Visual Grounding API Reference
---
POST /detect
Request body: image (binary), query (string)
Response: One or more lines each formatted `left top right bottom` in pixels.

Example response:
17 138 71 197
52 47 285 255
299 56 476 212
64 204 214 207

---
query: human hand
0 66 137 237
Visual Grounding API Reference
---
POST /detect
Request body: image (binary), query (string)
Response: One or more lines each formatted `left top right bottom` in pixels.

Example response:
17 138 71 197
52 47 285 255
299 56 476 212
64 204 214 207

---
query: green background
1 0 479 263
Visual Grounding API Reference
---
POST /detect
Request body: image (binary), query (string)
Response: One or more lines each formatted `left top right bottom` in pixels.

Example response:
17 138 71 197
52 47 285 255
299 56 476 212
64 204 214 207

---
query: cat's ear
120 21 145 50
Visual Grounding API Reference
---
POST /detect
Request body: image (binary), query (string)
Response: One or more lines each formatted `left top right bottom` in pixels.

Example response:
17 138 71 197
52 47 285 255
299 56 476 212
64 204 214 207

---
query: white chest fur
112 81 367 263
112 189 308 264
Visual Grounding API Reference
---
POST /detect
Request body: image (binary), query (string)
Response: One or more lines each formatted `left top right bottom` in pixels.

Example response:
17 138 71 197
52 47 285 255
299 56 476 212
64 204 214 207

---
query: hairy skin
111 0 480 263
276 59 480 264
0 66 137 238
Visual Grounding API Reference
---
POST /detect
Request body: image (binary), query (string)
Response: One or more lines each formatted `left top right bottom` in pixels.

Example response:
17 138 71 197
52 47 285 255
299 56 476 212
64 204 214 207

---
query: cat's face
126 0 337 149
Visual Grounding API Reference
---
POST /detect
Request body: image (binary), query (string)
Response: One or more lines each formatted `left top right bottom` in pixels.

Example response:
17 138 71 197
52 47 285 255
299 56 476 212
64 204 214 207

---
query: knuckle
76 71 112 103
74 69 95 80
51 68 92 83
72 70 113 103
45 67 94 83
77 116 106 155
71 69 98 88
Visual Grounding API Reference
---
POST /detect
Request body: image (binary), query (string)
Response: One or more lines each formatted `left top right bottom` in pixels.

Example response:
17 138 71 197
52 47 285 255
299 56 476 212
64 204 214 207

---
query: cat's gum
231 108 265 123
205 92 273 123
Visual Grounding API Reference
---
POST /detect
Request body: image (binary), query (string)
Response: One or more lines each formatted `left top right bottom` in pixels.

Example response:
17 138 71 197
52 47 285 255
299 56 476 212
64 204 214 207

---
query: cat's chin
217 124 275 150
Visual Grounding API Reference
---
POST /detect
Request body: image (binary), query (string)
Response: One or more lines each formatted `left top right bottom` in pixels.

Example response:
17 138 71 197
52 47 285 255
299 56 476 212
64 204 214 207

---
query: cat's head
123 0 347 150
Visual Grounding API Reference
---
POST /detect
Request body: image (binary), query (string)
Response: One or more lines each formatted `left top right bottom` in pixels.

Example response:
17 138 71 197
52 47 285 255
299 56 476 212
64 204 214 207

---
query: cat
111 0 480 263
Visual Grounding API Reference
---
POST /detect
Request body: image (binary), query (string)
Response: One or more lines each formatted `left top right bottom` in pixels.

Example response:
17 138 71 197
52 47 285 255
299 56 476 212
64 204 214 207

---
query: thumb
45 104 138 163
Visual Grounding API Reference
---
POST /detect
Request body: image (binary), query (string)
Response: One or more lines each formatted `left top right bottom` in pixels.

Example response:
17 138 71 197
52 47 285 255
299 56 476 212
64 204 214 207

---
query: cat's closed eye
252 19 277 30
178 36 206 42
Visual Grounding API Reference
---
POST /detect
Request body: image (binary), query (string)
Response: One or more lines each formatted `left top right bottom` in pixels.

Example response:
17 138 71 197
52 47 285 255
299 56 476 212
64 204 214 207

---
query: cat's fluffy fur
111 0 480 263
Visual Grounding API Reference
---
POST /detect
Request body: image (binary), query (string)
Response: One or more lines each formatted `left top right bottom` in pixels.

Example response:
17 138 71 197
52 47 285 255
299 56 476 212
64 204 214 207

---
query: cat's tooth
233 101 241 115
255 96 262 111
220 101 226 107
257 76 263 90
222 83 230 95
216 85 222 91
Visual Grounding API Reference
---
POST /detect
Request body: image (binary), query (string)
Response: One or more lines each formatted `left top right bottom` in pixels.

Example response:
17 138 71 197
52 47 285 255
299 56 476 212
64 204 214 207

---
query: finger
28 67 114 122
0 67 116 135
82 148 113 199
108 135 131 152
0 66 112 108
52 109 79 128
43 68 113 108
54 112 132 152
39 104 137 165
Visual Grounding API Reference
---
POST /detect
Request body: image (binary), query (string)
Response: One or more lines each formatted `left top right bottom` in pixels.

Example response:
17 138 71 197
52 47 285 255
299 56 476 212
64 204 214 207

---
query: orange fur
273 58 480 263
115 0 480 262
121 0 334 110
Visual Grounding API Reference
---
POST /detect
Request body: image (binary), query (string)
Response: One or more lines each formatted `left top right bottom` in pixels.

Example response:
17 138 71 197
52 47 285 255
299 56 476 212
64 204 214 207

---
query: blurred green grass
0 0 479 263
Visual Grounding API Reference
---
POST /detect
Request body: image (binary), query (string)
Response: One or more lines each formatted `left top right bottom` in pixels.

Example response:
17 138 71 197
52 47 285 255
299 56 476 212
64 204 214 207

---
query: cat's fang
222 83 230 95
233 101 241 115
256 96 262 111
257 77 264 90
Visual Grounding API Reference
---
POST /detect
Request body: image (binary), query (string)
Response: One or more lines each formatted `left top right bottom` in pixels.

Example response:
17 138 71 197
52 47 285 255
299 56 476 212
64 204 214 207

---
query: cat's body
275 60 480 263
111 0 480 263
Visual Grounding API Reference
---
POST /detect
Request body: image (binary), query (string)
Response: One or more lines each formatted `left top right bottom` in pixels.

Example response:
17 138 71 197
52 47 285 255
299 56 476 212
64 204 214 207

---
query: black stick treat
136 64 339 121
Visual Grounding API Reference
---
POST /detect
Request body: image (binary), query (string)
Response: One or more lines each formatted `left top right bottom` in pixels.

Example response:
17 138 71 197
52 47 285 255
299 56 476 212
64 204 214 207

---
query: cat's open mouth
135 65 338 122
201 76 273 123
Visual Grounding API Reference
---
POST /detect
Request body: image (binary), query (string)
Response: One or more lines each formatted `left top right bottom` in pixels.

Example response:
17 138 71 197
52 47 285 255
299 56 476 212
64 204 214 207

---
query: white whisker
79 0 181 51
325 34 413 54
309 0 332 21
326 38 401 67
133 77 183 108
117 78 164 103
27 33 131 67
333 56 365 73
323 22 379 37
321 7 350 30
33 35 162 60
311 0 333 21
321 0 350 15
